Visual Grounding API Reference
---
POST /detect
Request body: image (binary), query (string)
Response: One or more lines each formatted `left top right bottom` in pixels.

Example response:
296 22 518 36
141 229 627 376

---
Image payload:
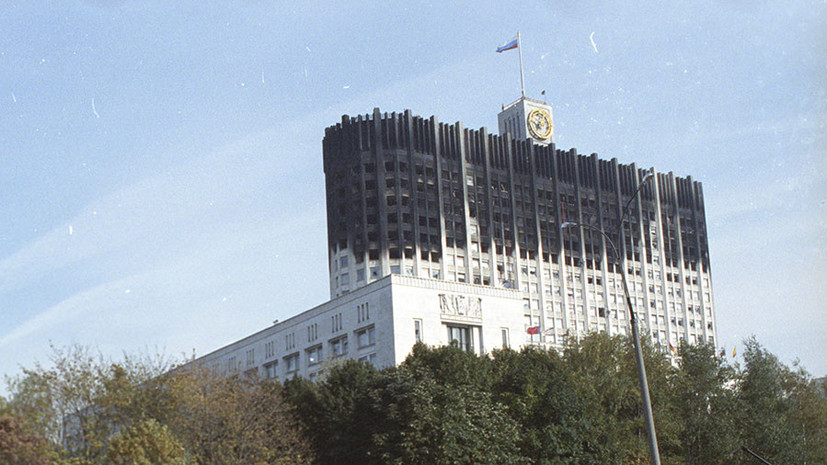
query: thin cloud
0 120 320 295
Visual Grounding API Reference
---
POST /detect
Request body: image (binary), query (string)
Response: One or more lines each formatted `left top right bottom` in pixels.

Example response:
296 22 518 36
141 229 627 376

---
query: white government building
195 99 717 382
199 275 527 382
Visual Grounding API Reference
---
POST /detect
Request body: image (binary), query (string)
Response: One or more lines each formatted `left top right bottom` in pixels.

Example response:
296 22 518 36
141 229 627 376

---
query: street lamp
560 169 661 465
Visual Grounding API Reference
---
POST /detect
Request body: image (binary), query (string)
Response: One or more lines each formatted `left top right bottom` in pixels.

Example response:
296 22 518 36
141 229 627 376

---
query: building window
358 353 377 366
263 361 277 379
307 346 323 366
525 315 540 343
284 354 299 373
227 356 237 373
245 348 255 367
358 302 370 322
285 333 296 351
356 325 376 348
341 273 350 285
414 319 423 343
447 325 472 353
501 328 510 348
340 256 348 268
331 313 343 333
357 268 366 281
307 323 319 342
264 341 275 359
331 336 349 357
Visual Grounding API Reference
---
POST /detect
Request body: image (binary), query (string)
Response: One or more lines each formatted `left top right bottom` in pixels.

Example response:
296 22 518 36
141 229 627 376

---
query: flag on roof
496 36 519 53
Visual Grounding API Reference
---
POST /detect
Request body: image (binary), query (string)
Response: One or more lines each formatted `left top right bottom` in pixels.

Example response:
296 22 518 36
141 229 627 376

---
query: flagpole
517 31 526 98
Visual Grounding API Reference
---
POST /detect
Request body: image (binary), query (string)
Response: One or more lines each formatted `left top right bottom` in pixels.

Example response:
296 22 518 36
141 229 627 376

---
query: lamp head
561 221 577 229
641 169 654 183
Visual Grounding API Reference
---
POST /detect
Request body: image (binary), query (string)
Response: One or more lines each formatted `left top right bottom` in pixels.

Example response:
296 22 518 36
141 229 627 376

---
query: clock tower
497 96 554 145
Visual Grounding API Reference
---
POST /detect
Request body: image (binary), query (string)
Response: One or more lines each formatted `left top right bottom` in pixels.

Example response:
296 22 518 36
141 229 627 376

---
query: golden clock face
527 108 553 140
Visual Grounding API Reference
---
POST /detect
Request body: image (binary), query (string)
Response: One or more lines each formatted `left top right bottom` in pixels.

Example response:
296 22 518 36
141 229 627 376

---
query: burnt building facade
323 102 716 349
191 100 718 379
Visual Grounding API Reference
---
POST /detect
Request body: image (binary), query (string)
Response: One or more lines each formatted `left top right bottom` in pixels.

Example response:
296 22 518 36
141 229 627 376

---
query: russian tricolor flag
496 36 519 53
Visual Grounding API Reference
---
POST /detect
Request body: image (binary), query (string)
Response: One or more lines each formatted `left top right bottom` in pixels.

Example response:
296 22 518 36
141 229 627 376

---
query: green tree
284 360 380 465
563 332 682 464
782 362 827 465
564 334 645 463
5 345 175 465
401 342 495 390
735 337 803 464
107 418 188 465
7 345 116 463
166 366 312 465
96 354 179 431
372 367 525 465
286 346 526 465
490 346 601 465
639 337 682 464
381 345 525 464
6 345 311 465
674 342 738 464
0 414 54 465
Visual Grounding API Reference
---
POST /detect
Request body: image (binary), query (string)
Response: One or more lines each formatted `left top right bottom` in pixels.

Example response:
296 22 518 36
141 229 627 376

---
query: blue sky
1 1 824 391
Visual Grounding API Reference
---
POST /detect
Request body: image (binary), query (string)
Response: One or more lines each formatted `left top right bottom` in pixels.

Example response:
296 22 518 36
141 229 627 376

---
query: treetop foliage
2 335 825 465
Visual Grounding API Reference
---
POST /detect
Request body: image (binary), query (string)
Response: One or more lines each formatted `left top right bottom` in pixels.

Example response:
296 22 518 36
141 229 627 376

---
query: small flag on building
668 341 677 355
732 346 737 358
526 326 540 335
496 36 519 53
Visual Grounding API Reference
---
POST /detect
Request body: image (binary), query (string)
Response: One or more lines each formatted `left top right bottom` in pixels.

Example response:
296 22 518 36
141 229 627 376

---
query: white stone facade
195 275 533 383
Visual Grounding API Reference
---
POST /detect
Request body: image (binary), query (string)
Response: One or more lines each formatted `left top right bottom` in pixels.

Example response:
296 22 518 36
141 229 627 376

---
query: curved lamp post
561 170 661 465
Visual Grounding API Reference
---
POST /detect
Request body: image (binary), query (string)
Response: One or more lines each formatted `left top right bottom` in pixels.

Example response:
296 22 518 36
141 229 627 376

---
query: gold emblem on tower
527 108 553 140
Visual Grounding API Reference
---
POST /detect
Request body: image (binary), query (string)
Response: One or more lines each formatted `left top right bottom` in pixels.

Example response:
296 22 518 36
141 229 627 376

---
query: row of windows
444 323 510 353
261 325 377 379
261 313 709 380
